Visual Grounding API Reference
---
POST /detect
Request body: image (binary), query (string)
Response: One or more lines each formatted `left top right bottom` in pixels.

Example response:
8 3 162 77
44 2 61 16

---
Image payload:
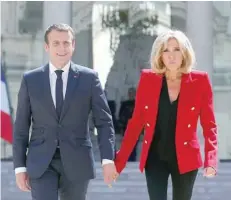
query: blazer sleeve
200 72 218 171
13 74 32 169
91 72 116 161
115 71 146 173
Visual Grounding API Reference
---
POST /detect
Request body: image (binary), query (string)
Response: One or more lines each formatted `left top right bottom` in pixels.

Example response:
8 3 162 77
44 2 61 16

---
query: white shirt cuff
102 159 114 166
15 167 27 174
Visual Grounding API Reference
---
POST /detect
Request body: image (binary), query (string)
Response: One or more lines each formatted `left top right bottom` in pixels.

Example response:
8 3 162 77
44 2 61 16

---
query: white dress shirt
15 62 113 174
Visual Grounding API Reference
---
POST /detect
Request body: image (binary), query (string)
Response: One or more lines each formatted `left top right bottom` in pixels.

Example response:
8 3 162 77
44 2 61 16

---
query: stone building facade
1 1 231 160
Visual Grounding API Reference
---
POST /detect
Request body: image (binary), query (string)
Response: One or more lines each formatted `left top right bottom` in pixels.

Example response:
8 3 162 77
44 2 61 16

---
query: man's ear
44 43 49 52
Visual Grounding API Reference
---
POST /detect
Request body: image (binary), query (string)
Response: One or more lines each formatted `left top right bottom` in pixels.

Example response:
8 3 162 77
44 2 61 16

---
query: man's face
45 30 75 68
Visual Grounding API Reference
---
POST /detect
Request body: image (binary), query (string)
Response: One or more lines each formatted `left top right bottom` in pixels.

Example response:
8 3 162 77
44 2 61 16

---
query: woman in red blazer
114 30 218 200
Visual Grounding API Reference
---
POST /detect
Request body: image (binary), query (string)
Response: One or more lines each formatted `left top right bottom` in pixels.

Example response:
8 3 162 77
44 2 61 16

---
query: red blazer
115 69 218 174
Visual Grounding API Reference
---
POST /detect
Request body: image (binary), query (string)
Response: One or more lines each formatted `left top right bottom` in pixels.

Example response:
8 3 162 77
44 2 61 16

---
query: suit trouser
29 148 89 200
145 153 198 200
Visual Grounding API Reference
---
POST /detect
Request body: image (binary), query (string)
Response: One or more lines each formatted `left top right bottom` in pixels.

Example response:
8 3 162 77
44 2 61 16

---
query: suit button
191 107 195 110
184 142 188 145
145 106 148 109
188 124 191 128
146 123 150 127
58 125 62 128
145 140 148 144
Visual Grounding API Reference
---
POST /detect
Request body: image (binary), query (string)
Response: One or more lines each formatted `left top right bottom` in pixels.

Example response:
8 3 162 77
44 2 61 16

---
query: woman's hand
203 167 216 178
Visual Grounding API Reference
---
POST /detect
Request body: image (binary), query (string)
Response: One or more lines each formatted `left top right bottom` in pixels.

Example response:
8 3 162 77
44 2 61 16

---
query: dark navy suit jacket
13 62 115 181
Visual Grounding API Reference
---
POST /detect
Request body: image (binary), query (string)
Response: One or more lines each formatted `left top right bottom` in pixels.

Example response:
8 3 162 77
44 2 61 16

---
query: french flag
1 66 13 144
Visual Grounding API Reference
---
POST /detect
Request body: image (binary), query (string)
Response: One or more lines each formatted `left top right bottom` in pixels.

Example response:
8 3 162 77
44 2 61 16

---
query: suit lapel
60 63 80 122
42 64 58 121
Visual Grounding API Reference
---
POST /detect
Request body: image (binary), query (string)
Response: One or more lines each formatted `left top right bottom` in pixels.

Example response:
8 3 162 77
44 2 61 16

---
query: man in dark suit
13 23 116 200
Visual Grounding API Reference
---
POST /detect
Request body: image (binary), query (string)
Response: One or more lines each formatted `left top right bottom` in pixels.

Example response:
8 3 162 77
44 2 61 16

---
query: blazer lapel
148 72 193 115
147 73 163 125
176 72 195 127
150 73 163 105
42 64 58 121
59 63 80 121
177 72 193 106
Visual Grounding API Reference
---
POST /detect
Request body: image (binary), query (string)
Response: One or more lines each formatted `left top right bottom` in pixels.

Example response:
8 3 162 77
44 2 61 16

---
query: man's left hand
102 163 118 186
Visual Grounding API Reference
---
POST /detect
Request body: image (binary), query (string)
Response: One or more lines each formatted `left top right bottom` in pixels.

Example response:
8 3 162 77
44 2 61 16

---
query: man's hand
203 167 216 178
16 172 31 192
102 163 118 187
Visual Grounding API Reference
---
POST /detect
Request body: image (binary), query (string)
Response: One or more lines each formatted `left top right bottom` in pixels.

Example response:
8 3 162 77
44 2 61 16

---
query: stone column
71 2 93 68
186 1 213 77
170 1 187 32
186 2 214 159
43 1 72 63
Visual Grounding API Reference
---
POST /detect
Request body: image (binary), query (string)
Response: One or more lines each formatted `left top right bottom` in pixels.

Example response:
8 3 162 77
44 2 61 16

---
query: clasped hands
102 163 119 188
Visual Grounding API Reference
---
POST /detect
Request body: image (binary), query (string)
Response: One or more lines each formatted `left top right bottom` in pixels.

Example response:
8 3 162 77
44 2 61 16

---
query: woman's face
161 38 183 71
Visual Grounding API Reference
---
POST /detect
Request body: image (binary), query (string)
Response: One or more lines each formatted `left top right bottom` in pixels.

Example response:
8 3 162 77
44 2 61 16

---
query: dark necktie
55 70 64 120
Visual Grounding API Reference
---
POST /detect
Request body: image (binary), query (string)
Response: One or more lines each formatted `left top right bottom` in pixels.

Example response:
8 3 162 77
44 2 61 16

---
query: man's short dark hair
44 23 75 44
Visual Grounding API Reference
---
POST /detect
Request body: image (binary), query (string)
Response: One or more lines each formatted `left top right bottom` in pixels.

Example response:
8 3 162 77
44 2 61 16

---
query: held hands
16 172 31 192
102 163 119 188
203 167 216 178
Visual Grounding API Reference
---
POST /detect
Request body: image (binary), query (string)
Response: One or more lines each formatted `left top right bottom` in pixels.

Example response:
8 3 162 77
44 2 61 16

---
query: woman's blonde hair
150 30 196 74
